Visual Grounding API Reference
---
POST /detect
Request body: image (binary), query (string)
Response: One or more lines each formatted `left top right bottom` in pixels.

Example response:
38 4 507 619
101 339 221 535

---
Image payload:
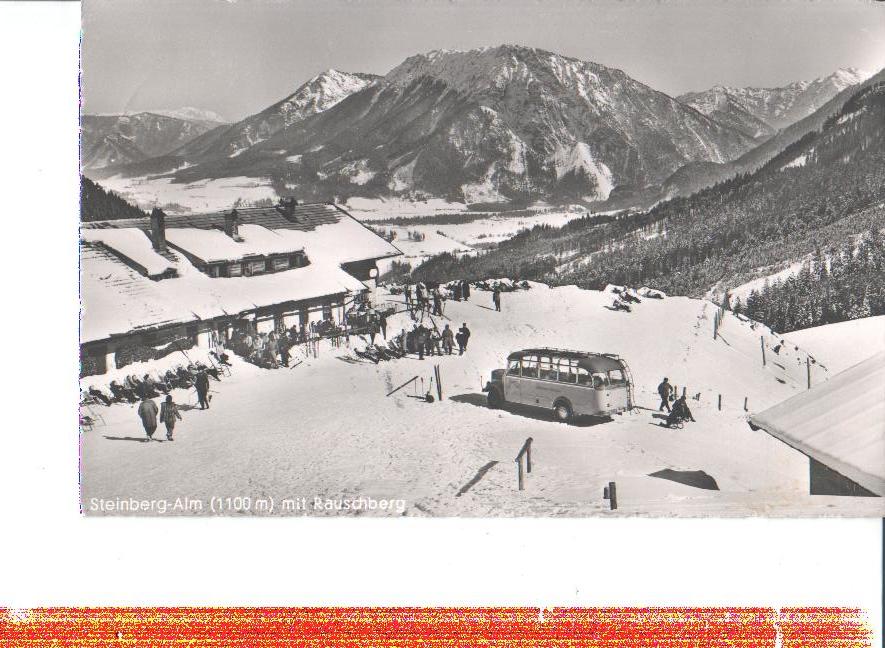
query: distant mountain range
81 111 226 170
82 46 873 209
679 68 870 135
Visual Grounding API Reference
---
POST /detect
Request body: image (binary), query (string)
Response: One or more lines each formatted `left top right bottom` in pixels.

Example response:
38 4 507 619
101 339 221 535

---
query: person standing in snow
159 395 182 441
137 396 159 441
432 289 443 316
416 325 427 360
442 324 454 355
404 284 412 308
195 369 211 410
492 286 502 312
457 323 471 355
657 377 673 413
462 280 470 301
379 313 388 340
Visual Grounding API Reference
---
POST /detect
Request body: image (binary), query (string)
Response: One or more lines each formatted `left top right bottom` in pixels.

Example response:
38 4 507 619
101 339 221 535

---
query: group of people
656 377 696 428
404 282 450 317
136 394 183 441
407 322 471 359
83 361 222 407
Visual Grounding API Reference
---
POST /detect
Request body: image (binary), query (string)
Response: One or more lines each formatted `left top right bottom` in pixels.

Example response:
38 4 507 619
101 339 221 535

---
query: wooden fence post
609 481 617 510
744 396 748 412
682 386 687 399
760 336 766 367
806 357 811 390
517 456 525 491
526 439 532 473
718 394 722 411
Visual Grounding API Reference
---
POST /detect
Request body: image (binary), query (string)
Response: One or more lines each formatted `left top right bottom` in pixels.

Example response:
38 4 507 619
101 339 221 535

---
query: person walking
457 323 471 355
657 377 673 412
137 396 159 442
442 324 454 355
195 369 211 410
379 313 388 340
160 395 182 441
404 284 412 307
462 280 470 301
492 286 501 312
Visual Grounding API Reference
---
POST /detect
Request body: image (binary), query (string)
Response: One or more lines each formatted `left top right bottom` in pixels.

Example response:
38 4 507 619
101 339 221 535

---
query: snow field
80 283 885 516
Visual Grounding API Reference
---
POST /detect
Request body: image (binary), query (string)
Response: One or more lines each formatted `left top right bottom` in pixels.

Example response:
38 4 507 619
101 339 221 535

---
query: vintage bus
483 348 635 422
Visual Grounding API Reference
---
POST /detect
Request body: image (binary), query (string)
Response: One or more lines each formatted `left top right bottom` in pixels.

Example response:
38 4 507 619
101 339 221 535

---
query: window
507 359 521 376
557 358 577 384
248 260 266 275
206 265 220 278
591 372 609 390
521 355 539 379
322 302 333 321
539 355 556 380
228 263 243 277
608 369 627 387
272 257 290 271
576 367 591 386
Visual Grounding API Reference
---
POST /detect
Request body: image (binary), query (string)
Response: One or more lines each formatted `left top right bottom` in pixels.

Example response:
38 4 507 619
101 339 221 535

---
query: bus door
606 369 630 411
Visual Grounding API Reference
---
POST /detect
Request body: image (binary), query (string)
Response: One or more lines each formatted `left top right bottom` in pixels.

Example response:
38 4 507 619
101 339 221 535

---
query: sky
81 0 885 121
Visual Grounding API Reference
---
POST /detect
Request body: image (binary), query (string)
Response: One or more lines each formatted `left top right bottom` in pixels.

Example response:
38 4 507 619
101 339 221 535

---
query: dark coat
195 372 210 393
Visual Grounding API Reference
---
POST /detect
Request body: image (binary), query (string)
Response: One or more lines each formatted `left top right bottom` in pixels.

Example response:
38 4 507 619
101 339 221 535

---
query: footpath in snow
80 283 885 517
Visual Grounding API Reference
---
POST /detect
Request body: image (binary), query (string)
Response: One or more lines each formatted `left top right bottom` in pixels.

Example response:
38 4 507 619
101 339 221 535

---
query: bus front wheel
553 399 573 423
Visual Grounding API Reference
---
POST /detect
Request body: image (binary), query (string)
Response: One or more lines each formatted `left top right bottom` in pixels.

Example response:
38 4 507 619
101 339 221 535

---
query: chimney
275 197 299 221
150 207 166 251
224 208 240 240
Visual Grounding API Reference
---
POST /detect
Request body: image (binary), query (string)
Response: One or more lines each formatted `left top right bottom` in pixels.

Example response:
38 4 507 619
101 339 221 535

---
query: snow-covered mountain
115 45 759 205
80 112 225 170
167 69 380 161
145 107 228 123
679 67 871 134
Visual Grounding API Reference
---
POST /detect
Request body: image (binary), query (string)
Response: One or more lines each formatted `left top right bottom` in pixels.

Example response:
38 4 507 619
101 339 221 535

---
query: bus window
576 367 591 386
507 359 521 376
521 355 539 379
608 369 627 386
557 358 577 384
539 356 556 380
591 372 608 390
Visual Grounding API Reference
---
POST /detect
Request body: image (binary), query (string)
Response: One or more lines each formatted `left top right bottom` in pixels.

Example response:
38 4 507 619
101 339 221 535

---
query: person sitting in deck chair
663 395 696 428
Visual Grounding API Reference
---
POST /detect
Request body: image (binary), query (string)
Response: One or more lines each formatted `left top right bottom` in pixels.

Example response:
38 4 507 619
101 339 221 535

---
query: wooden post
517 456 525 491
718 394 722 411
682 386 687 399
760 336 766 367
526 438 532 474
806 357 811 390
743 396 748 411
435 364 443 401
609 481 617 510
713 312 718 340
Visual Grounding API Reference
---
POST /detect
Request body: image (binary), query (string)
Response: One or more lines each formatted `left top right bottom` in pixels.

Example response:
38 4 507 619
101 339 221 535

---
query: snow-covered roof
80 228 176 278
750 351 885 496
80 240 366 344
164 225 304 263
82 202 402 266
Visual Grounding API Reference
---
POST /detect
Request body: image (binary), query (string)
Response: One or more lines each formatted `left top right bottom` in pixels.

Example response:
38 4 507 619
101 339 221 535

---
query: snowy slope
80 283 884 517
785 316 885 373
